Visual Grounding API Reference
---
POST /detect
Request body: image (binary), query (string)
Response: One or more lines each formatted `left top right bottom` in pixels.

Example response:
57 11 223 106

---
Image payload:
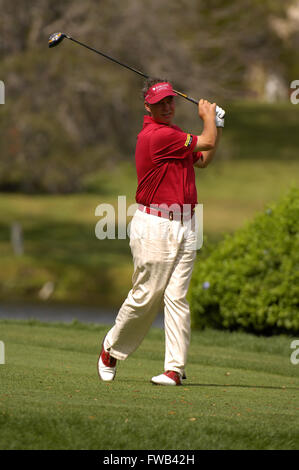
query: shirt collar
143 115 171 127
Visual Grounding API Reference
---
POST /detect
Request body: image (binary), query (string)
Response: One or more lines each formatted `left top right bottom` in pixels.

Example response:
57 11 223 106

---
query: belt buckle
169 211 173 221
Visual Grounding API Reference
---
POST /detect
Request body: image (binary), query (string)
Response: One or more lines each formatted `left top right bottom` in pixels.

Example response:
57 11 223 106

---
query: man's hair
142 77 170 101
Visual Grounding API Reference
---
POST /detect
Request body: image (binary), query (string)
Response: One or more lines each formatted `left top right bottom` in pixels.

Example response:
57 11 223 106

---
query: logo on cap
145 82 176 104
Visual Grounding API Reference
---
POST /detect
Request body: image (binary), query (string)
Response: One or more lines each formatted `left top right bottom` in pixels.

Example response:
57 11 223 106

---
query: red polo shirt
135 116 202 208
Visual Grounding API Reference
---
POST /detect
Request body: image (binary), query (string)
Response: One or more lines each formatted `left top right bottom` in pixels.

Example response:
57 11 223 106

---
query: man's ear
144 101 151 114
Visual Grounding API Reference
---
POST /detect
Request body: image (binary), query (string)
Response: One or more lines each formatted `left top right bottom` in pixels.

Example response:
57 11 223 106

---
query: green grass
0 320 299 450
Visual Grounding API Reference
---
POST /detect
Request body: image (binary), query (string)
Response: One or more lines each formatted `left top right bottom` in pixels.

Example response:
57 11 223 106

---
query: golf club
48 32 223 114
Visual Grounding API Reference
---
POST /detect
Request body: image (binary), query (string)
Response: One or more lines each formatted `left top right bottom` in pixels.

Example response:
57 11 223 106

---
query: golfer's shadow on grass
186 383 299 391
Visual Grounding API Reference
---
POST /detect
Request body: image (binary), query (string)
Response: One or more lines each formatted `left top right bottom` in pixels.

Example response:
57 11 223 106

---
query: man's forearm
194 116 217 151
195 128 222 168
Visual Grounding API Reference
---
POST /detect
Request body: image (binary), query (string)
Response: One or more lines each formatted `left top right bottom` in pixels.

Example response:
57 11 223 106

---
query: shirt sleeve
192 151 203 164
150 127 198 164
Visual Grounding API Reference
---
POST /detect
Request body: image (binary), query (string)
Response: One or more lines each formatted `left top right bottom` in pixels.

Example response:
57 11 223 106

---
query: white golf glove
215 105 225 128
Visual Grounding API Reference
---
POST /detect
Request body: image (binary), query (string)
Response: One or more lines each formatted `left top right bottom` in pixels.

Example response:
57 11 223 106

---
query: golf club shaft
69 37 150 81
172 90 198 105
67 36 200 106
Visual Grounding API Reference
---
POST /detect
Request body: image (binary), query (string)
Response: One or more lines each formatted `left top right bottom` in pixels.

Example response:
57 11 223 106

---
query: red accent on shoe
101 346 117 367
164 370 182 385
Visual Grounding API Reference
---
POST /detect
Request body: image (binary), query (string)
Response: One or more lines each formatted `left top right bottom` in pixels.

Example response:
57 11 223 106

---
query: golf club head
48 32 68 48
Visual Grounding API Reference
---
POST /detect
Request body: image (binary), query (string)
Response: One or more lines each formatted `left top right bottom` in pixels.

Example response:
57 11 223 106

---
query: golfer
98 79 224 385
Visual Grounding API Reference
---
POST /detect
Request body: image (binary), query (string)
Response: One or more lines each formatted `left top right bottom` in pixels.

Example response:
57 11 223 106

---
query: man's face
145 96 175 125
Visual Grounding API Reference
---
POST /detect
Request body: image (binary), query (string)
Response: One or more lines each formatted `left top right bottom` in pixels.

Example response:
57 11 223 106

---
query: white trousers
104 209 197 375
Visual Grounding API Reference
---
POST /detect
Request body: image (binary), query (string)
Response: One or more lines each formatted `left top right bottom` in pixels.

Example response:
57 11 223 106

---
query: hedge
190 186 299 334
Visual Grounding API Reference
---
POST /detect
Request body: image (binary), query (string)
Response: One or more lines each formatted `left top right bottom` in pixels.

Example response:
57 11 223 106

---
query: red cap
145 82 176 104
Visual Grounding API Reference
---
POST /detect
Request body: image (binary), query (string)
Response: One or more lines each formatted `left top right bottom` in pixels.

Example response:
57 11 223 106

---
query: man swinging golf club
97 78 224 386
48 31 225 385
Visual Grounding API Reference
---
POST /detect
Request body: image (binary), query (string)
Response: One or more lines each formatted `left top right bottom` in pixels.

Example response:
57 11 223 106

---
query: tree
0 0 296 192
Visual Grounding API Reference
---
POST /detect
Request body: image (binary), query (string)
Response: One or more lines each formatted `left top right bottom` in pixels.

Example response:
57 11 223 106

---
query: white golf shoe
97 342 117 382
151 370 182 386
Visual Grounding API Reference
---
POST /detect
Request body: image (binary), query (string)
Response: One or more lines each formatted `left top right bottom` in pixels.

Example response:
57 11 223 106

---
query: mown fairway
0 320 298 450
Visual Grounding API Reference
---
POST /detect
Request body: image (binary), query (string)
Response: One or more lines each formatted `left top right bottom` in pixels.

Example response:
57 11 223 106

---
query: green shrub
190 186 299 334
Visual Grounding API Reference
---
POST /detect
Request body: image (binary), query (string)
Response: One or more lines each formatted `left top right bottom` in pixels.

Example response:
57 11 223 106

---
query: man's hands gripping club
193 99 225 164
198 99 225 128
